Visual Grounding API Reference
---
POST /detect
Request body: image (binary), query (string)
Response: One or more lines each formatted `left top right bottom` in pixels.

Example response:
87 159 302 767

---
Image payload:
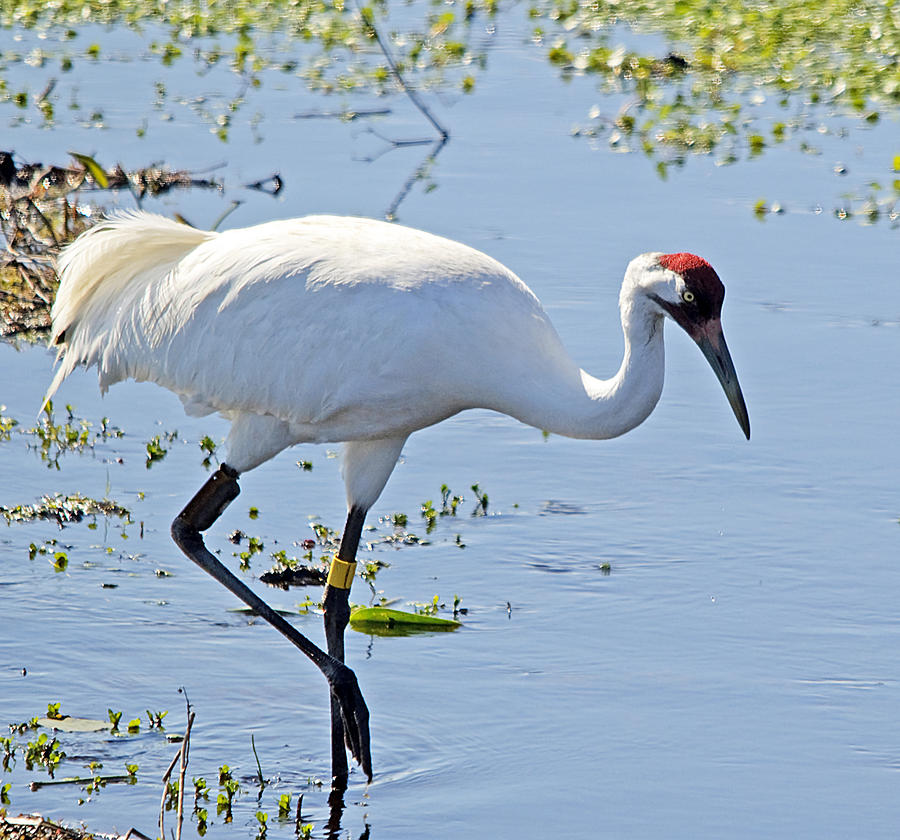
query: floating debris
259 565 327 589
0 813 89 840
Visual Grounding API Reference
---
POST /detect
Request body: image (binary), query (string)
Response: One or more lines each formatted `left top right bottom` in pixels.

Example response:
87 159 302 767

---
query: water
2 13 900 840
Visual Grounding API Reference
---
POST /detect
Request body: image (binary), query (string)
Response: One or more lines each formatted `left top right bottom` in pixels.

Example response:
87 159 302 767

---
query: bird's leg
323 505 367 790
170 464 372 781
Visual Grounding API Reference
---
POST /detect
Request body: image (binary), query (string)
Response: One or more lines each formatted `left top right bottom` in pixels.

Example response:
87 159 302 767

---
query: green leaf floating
349 606 460 637
69 151 109 188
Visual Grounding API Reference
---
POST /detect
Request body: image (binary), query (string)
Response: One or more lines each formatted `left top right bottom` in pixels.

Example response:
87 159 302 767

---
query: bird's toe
331 665 372 781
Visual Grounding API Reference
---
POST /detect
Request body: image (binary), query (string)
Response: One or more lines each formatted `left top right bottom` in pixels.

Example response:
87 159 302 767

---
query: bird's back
49 213 580 443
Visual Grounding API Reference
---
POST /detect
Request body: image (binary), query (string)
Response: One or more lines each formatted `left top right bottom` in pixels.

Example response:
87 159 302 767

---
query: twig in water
294 108 392 121
250 732 266 800
384 136 448 221
29 774 131 789
356 127 434 163
176 710 194 840
37 78 57 105
244 173 283 196
159 696 195 840
353 0 449 141
211 200 243 231
123 828 155 840
295 792 304 827
345 2 451 219
159 756 174 840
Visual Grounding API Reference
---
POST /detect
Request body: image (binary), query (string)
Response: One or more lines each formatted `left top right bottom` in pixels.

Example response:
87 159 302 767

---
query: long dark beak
693 319 750 440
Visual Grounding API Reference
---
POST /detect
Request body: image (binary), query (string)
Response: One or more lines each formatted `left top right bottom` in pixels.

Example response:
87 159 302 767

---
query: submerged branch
353 0 449 142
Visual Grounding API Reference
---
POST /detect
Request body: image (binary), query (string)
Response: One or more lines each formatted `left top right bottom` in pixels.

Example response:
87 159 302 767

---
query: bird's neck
517 293 666 441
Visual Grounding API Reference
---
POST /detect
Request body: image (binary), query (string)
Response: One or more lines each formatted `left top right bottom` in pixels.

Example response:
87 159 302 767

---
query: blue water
2 11 900 840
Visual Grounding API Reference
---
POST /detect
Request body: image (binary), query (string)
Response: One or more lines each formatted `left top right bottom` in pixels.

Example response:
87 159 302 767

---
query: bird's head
625 251 750 440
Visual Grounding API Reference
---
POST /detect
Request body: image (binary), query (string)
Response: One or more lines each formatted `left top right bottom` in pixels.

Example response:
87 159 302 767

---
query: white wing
49 213 581 447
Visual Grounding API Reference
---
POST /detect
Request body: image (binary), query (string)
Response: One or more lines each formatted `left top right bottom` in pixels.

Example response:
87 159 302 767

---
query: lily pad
349 606 461 637
37 716 109 732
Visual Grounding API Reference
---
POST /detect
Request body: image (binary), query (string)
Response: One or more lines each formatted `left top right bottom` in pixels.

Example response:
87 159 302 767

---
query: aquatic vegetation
0 703 315 834
163 779 180 812
349 604 461 634
1 736 15 771
311 520 345 553
410 594 441 615
23 732 65 774
421 482 470 532
29 403 90 464
217 764 240 821
193 776 209 800
49 549 68 571
0 0 493 138
440 483 463 515
420 498 438 532
359 556 390 582
470 483 488 516
146 709 168 729
266 548 301 571
145 431 176 467
535 0 900 165
233 534 264 569
8 716 40 735
0 703 156 819
0 0 894 165
199 435 219 469
2 492 130 526
23 401 123 468
0 406 18 440
254 809 268 839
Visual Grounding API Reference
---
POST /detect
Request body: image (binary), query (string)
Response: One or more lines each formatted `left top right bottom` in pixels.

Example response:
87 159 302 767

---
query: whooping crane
46 211 750 786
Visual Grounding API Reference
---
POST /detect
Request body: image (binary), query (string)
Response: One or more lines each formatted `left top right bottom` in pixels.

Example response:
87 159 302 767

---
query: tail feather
44 211 217 408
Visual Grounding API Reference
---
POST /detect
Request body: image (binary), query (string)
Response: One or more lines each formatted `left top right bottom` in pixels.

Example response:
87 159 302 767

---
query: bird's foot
330 662 372 782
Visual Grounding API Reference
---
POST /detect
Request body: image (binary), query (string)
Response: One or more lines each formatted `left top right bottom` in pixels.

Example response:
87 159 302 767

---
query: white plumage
46 210 749 782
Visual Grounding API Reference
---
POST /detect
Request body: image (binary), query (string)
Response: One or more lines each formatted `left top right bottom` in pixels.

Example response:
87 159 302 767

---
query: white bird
46 211 750 786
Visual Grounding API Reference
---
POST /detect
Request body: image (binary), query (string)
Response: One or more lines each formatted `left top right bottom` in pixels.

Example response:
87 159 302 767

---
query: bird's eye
682 290 695 303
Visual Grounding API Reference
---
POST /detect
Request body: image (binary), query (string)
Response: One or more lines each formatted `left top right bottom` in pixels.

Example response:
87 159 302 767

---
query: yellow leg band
327 557 356 589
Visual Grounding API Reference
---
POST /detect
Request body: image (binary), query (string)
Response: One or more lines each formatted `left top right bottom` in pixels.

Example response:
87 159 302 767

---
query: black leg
170 465 372 781
323 506 367 789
